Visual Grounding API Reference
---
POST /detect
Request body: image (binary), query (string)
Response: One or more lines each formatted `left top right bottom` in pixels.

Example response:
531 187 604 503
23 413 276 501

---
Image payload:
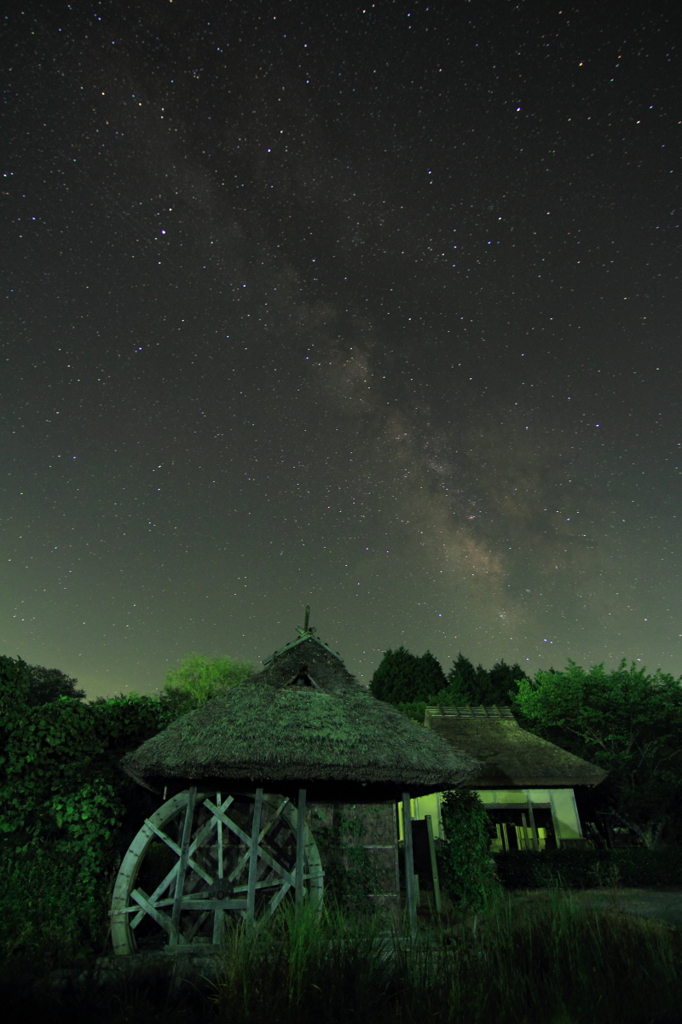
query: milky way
2 1 681 695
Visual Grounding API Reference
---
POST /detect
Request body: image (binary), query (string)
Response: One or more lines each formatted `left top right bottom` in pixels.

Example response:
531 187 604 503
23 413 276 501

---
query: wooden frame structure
111 786 323 953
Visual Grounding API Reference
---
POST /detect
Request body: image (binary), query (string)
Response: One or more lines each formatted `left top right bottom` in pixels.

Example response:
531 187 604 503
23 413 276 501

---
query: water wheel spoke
130 888 184 944
130 854 213 929
203 798 252 846
204 795 291 852
187 795 235 856
145 818 182 856
130 864 180 928
184 910 210 943
232 876 292 893
201 806 291 886
263 879 293 919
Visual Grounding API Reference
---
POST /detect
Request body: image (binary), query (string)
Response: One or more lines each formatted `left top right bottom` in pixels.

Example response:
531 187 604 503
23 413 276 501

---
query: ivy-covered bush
436 789 503 911
0 655 186 959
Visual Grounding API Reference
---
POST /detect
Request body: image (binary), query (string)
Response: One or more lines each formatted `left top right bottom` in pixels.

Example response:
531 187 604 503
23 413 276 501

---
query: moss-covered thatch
122 637 482 802
425 706 607 788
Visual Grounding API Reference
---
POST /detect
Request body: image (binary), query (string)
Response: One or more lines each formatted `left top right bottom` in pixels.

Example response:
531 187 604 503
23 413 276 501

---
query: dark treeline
369 645 529 711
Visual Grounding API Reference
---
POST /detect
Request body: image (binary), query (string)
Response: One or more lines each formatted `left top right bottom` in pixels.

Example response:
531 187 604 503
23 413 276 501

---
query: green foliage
207 886 682 1024
443 653 528 706
515 659 682 848
370 645 420 703
436 789 502 911
0 845 111 969
371 647 529 719
377 648 529 725
417 650 448 698
0 656 185 886
370 646 447 705
0 654 31 718
444 652 484 700
0 649 255 869
395 701 428 724
0 649 260 973
163 652 256 706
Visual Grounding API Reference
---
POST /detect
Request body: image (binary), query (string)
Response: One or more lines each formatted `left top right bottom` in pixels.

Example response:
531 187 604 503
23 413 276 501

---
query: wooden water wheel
110 787 324 954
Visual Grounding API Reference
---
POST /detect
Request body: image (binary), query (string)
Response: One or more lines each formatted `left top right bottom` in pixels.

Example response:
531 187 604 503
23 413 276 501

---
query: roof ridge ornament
295 604 317 639
262 606 344 665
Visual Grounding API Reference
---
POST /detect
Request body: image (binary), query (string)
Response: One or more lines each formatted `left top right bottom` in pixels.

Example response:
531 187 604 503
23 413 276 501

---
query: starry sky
2 0 681 699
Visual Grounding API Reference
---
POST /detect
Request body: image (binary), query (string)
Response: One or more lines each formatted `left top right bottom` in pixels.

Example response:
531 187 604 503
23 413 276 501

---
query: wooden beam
424 814 442 914
246 788 264 935
402 792 417 938
526 791 540 852
295 787 307 905
213 790 225 945
170 786 197 944
521 812 530 850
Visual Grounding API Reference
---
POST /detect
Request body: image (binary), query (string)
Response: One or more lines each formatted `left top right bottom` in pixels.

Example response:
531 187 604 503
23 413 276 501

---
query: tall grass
3 857 682 1024
210 884 682 1024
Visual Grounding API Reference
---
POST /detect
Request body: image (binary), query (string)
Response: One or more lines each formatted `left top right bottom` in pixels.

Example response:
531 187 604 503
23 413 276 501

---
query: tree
445 653 484 702
419 650 448 699
488 660 529 704
162 652 256 708
514 660 682 849
370 647 448 705
24 664 86 706
370 646 422 704
441 654 527 707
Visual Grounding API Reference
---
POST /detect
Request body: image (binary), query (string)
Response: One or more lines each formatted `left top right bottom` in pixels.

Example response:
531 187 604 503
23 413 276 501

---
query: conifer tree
418 650 448 700
444 654 487 703
371 647 449 705
370 646 421 703
442 655 527 707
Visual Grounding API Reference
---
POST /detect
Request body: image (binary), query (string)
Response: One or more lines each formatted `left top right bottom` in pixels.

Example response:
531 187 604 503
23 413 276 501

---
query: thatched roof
424 706 607 788
122 634 482 802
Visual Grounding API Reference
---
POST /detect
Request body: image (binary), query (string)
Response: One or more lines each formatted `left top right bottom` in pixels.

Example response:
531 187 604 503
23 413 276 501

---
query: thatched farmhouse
398 705 607 852
122 630 480 803
114 616 481 948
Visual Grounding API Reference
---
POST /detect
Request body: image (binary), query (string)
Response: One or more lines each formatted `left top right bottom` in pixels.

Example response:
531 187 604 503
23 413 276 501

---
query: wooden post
402 791 417 938
246 788 264 935
213 790 225 945
526 791 540 852
170 785 197 944
424 814 442 914
295 787 307 905
521 812 530 850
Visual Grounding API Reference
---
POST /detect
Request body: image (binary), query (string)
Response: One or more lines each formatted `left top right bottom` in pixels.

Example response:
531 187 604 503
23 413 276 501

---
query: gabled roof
424 706 607 788
121 631 483 802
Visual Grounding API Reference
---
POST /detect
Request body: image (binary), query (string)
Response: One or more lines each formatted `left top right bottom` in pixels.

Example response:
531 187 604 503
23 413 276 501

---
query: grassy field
2 851 682 1023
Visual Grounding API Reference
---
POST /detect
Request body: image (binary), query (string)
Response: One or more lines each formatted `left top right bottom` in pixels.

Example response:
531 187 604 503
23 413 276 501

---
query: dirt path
508 886 682 931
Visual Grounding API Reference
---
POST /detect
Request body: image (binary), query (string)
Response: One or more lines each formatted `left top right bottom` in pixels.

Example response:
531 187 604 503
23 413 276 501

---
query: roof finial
294 605 316 638
262 607 342 665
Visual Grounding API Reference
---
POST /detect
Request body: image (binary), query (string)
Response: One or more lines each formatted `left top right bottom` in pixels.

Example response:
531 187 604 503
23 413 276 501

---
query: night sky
2 1 681 699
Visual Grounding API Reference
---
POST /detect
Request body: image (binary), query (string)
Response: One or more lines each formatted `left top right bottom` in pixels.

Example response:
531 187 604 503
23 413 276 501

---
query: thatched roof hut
424 705 607 788
122 631 482 803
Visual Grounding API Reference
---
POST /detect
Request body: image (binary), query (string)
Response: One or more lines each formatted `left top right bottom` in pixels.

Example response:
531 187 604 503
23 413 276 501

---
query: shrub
436 789 503 911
